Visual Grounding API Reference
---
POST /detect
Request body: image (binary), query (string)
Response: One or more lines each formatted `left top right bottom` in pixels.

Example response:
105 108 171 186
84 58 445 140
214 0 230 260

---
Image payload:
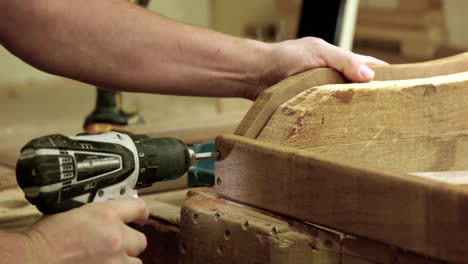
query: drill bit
195 151 220 160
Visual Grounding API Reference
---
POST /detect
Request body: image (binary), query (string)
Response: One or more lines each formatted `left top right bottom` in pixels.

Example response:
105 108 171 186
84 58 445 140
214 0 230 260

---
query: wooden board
181 189 442 264
180 188 340 263
355 3 445 59
397 0 442 10
234 52 468 139
354 22 440 58
257 71 468 173
138 189 188 264
341 235 441 264
234 69 347 138
357 8 443 28
142 189 188 225
136 219 180 264
214 134 468 263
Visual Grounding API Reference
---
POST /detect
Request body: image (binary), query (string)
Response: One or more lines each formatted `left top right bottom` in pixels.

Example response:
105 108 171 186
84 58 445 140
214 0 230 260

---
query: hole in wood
224 230 231 240
181 207 189 217
272 226 279 234
193 213 199 224
324 239 333 248
242 220 250 230
217 245 224 256
216 177 222 186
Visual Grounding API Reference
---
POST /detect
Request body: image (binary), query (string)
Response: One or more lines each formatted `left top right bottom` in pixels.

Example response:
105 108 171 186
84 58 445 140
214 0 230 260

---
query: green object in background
188 141 215 187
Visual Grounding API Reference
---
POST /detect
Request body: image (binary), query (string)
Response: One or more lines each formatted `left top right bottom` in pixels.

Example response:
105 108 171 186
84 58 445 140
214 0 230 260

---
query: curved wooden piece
235 52 468 139
257 71 468 173
234 69 347 138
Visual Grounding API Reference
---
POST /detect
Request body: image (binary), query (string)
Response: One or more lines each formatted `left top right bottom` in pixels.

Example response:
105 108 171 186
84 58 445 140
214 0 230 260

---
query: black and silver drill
16 132 217 214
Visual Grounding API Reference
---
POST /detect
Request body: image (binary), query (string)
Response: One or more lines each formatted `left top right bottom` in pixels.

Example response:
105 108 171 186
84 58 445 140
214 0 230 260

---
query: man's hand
24 197 149 264
249 37 388 100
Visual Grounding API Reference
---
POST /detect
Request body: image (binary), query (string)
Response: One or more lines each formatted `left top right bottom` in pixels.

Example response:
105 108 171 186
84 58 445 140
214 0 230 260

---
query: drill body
16 132 195 214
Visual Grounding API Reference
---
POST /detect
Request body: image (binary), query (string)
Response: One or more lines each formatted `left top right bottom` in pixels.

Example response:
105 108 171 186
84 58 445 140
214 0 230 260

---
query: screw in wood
214 211 222 221
272 226 289 234
242 220 250 230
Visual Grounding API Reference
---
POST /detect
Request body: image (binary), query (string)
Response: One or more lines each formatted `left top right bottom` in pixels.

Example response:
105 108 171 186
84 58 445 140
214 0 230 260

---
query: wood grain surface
215 134 468 263
235 52 468 139
180 188 342 264
257 71 468 173
183 189 442 264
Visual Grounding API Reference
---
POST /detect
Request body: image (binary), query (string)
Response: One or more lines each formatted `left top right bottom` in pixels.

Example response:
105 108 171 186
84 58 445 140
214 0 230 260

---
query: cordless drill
16 132 216 214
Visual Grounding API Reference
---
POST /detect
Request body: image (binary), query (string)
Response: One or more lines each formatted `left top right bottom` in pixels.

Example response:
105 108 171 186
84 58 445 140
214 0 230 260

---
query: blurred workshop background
0 0 466 165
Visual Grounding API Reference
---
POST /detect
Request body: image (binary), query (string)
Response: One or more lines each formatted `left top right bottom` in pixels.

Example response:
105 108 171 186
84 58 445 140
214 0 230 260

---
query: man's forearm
0 0 270 98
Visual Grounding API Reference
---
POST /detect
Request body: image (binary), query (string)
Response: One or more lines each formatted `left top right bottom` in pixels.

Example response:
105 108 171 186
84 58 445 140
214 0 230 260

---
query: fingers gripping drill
16 132 217 214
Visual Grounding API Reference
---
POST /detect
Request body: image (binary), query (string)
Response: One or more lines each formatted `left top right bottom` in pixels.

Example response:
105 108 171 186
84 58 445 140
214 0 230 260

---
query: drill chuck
130 135 196 189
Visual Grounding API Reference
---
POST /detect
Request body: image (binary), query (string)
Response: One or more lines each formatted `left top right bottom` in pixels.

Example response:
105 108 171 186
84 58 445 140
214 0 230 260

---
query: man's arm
0 0 385 100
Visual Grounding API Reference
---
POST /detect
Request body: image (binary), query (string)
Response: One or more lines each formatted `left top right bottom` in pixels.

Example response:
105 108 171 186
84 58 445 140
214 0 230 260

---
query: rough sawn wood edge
234 52 468 139
256 71 468 173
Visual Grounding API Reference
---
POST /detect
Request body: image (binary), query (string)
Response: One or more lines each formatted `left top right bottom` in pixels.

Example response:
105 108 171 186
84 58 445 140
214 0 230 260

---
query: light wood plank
234 52 468 139
257 71 468 173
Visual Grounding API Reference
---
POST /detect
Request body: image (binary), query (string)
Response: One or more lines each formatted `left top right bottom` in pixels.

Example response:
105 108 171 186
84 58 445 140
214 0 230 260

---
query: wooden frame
215 134 468 263
180 189 442 264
